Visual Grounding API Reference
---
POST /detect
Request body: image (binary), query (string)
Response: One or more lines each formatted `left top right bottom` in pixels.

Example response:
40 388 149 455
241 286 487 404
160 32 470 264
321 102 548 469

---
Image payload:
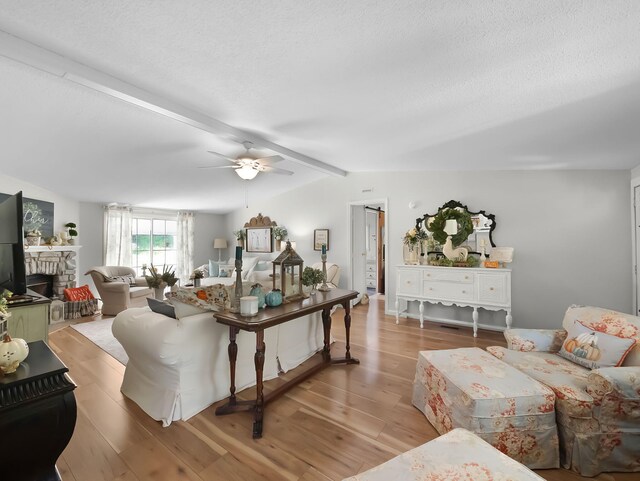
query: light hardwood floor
49 297 636 481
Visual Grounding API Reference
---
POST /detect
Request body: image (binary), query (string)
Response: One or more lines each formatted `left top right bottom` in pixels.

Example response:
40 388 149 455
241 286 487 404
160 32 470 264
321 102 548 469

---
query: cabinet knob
426 273 431 277
429 287 433 291
489 287 494 291
461 290 466 294
465 276 469 280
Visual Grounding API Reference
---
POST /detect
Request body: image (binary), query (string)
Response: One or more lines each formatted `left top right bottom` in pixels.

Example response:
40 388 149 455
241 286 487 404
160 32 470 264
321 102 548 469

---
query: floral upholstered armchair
487 305 640 477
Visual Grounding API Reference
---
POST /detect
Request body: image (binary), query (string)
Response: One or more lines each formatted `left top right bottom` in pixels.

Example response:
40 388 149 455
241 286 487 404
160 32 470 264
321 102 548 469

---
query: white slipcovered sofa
112 297 326 426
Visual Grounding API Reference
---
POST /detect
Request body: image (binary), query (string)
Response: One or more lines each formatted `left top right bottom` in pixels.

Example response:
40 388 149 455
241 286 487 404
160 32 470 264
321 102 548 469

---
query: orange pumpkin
564 339 578 353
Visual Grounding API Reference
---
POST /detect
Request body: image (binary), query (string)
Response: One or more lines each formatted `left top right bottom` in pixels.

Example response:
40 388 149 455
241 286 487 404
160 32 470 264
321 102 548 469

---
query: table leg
472 308 478 338
395 297 400 324
216 327 254 416
331 301 360 365
322 308 332 362
506 310 513 329
419 301 424 329
253 330 266 438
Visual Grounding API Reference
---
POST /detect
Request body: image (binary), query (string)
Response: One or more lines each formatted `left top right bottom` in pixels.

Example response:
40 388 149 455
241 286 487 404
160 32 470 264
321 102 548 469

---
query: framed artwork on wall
246 227 273 253
314 229 329 251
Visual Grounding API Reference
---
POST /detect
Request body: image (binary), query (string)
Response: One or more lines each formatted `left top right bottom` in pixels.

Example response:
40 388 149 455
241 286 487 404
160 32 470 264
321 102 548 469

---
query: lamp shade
444 219 458 235
213 238 228 249
236 165 259 180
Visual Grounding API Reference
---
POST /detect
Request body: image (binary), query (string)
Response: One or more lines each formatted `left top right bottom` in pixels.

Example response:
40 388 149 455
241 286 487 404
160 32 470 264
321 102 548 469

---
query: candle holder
230 258 243 313
318 254 330 291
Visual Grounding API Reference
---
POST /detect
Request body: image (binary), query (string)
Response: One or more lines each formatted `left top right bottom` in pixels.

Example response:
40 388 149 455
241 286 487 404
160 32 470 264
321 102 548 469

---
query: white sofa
112 304 325 426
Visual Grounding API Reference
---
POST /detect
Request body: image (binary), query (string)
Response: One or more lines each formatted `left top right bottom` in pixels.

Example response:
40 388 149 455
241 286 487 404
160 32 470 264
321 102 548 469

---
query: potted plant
145 264 167 299
160 265 179 291
301 266 324 296
191 268 205 287
65 222 78 245
233 229 245 248
272 226 288 251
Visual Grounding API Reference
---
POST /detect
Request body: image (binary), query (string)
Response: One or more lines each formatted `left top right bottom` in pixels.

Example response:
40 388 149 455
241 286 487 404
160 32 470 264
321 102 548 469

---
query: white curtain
104 204 133 266
176 211 195 284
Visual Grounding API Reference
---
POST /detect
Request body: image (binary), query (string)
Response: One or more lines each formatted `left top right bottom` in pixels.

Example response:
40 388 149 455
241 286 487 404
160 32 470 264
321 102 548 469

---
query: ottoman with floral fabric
342 428 545 481
412 347 559 469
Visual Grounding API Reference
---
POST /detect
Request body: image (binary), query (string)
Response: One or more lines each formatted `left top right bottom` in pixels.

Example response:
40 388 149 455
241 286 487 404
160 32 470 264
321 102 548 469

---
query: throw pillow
147 298 176 319
64 285 95 301
208 259 220 277
167 285 230 313
168 299 209 319
254 261 270 271
242 256 260 280
219 265 235 278
558 320 637 369
107 274 136 286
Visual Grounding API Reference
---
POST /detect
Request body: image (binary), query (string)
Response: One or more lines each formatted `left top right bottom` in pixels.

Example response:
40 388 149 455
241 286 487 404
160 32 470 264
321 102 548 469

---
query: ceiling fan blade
197 165 238 169
207 151 237 163
262 165 294 176
255 155 284 165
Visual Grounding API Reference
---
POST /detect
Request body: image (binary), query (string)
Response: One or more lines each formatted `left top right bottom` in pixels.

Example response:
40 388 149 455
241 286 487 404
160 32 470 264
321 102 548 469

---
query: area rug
71 318 129 365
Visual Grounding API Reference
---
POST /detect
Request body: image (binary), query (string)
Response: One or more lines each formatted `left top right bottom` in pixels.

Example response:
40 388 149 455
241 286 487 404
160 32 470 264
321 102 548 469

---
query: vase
154 286 165 300
403 244 419 265
275 239 282 251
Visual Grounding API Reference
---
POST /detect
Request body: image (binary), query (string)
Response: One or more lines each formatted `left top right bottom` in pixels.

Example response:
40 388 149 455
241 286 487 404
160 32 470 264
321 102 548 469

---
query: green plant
65 222 78 238
160 265 178 286
272 226 288 240
192 269 205 279
403 227 428 246
233 229 245 241
301 267 324 288
425 208 473 247
144 264 165 288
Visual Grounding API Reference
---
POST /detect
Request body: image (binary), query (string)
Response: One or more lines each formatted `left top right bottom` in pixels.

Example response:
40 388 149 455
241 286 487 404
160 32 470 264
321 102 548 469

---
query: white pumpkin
0 334 29 374
576 331 597 346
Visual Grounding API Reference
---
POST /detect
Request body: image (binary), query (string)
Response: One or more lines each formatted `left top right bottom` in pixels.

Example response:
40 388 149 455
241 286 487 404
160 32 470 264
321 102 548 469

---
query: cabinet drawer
366 272 376 280
477 274 507 304
397 269 421 296
366 264 376 272
366 279 377 288
423 281 474 301
424 269 473 284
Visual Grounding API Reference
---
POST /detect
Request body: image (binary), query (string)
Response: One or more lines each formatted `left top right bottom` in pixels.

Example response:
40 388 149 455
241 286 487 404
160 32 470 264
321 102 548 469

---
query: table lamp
213 238 228 262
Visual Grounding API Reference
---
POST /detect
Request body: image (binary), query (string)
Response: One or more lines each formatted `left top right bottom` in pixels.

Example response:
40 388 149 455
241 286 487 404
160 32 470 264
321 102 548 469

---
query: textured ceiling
0 1 639 212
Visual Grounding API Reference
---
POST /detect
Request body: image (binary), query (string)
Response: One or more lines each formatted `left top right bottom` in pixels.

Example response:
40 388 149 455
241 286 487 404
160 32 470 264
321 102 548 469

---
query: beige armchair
85 266 152 316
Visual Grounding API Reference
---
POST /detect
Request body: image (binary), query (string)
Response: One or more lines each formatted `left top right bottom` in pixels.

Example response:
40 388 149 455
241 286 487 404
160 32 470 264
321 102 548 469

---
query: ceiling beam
0 29 347 177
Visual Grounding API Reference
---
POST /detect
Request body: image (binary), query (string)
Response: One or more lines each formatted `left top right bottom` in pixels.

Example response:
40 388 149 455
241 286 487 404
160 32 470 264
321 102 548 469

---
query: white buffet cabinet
395 265 512 336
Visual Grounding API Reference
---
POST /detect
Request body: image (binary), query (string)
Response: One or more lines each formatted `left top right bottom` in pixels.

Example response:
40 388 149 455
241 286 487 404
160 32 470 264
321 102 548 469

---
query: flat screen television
0 192 27 295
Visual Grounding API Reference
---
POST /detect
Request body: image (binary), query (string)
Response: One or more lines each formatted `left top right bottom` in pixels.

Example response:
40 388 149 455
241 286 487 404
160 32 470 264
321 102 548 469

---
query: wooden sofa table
214 288 359 438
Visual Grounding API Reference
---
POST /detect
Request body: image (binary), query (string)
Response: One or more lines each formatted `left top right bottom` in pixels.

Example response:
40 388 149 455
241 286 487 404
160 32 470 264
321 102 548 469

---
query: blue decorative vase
250 283 266 309
265 289 283 307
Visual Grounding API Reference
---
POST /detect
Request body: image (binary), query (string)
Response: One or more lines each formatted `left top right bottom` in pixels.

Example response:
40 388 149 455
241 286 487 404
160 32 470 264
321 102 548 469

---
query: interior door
351 205 367 302
377 210 385 293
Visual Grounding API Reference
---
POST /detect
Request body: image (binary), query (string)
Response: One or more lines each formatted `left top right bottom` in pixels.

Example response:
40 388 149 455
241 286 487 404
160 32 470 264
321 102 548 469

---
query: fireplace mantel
23 245 82 253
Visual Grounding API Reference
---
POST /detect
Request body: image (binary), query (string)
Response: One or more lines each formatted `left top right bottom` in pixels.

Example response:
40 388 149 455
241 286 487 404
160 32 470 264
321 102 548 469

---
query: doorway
349 199 388 310
634 185 640 315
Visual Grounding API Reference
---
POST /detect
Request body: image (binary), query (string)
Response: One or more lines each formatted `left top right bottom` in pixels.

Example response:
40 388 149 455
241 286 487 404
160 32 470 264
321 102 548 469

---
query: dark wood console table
0 341 77 481
214 288 359 438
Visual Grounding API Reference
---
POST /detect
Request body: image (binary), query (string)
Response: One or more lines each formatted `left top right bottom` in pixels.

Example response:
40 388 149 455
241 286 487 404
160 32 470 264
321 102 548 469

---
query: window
131 216 177 276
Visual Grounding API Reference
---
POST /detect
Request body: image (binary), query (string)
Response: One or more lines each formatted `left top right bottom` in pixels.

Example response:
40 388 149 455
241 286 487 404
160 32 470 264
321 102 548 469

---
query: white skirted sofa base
112 306 325 426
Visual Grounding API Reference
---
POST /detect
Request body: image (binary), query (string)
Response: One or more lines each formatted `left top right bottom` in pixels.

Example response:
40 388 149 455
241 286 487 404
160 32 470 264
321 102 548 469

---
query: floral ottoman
412 347 559 469
342 428 545 480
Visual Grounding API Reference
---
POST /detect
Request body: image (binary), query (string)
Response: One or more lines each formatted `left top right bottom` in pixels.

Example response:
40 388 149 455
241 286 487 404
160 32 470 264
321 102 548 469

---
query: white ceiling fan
202 141 294 180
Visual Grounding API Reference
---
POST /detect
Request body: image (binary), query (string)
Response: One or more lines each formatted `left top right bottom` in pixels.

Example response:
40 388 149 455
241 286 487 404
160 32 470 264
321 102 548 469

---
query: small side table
0 341 77 481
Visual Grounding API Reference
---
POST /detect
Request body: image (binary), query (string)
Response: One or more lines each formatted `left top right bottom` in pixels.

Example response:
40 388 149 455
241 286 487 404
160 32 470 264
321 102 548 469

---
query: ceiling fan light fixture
236 165 259 180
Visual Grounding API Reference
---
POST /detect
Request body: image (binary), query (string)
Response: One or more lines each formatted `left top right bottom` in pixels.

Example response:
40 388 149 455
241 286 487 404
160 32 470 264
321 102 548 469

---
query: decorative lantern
271 241 304 302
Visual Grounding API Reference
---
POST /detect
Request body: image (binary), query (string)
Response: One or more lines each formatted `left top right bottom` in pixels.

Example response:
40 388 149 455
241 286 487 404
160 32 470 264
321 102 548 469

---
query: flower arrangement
145 264 178 288
272 226 288 240
191 269 205 280
403 226 428 246
233 229 245 241
301 267 324 290
1 290 13 335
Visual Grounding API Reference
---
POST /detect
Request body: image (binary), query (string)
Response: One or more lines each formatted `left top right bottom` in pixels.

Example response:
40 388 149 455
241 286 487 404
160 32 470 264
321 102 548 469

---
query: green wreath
425 208 473 247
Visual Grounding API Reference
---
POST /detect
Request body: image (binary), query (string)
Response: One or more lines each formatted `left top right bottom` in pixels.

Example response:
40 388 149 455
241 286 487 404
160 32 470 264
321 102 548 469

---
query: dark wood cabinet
0 341 77 481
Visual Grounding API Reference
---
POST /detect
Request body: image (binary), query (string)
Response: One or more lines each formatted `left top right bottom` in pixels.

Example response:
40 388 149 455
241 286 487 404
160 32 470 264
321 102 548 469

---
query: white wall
225 170 631 329
0 173 79 238
193 212 228 267
78 202 104 291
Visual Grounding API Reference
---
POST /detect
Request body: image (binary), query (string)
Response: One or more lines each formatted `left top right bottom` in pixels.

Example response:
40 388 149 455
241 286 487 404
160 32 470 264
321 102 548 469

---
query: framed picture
246 227 273 253
314 229 329 251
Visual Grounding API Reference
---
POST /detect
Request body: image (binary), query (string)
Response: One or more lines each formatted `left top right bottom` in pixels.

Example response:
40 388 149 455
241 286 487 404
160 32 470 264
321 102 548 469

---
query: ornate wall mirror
415 200 497 255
